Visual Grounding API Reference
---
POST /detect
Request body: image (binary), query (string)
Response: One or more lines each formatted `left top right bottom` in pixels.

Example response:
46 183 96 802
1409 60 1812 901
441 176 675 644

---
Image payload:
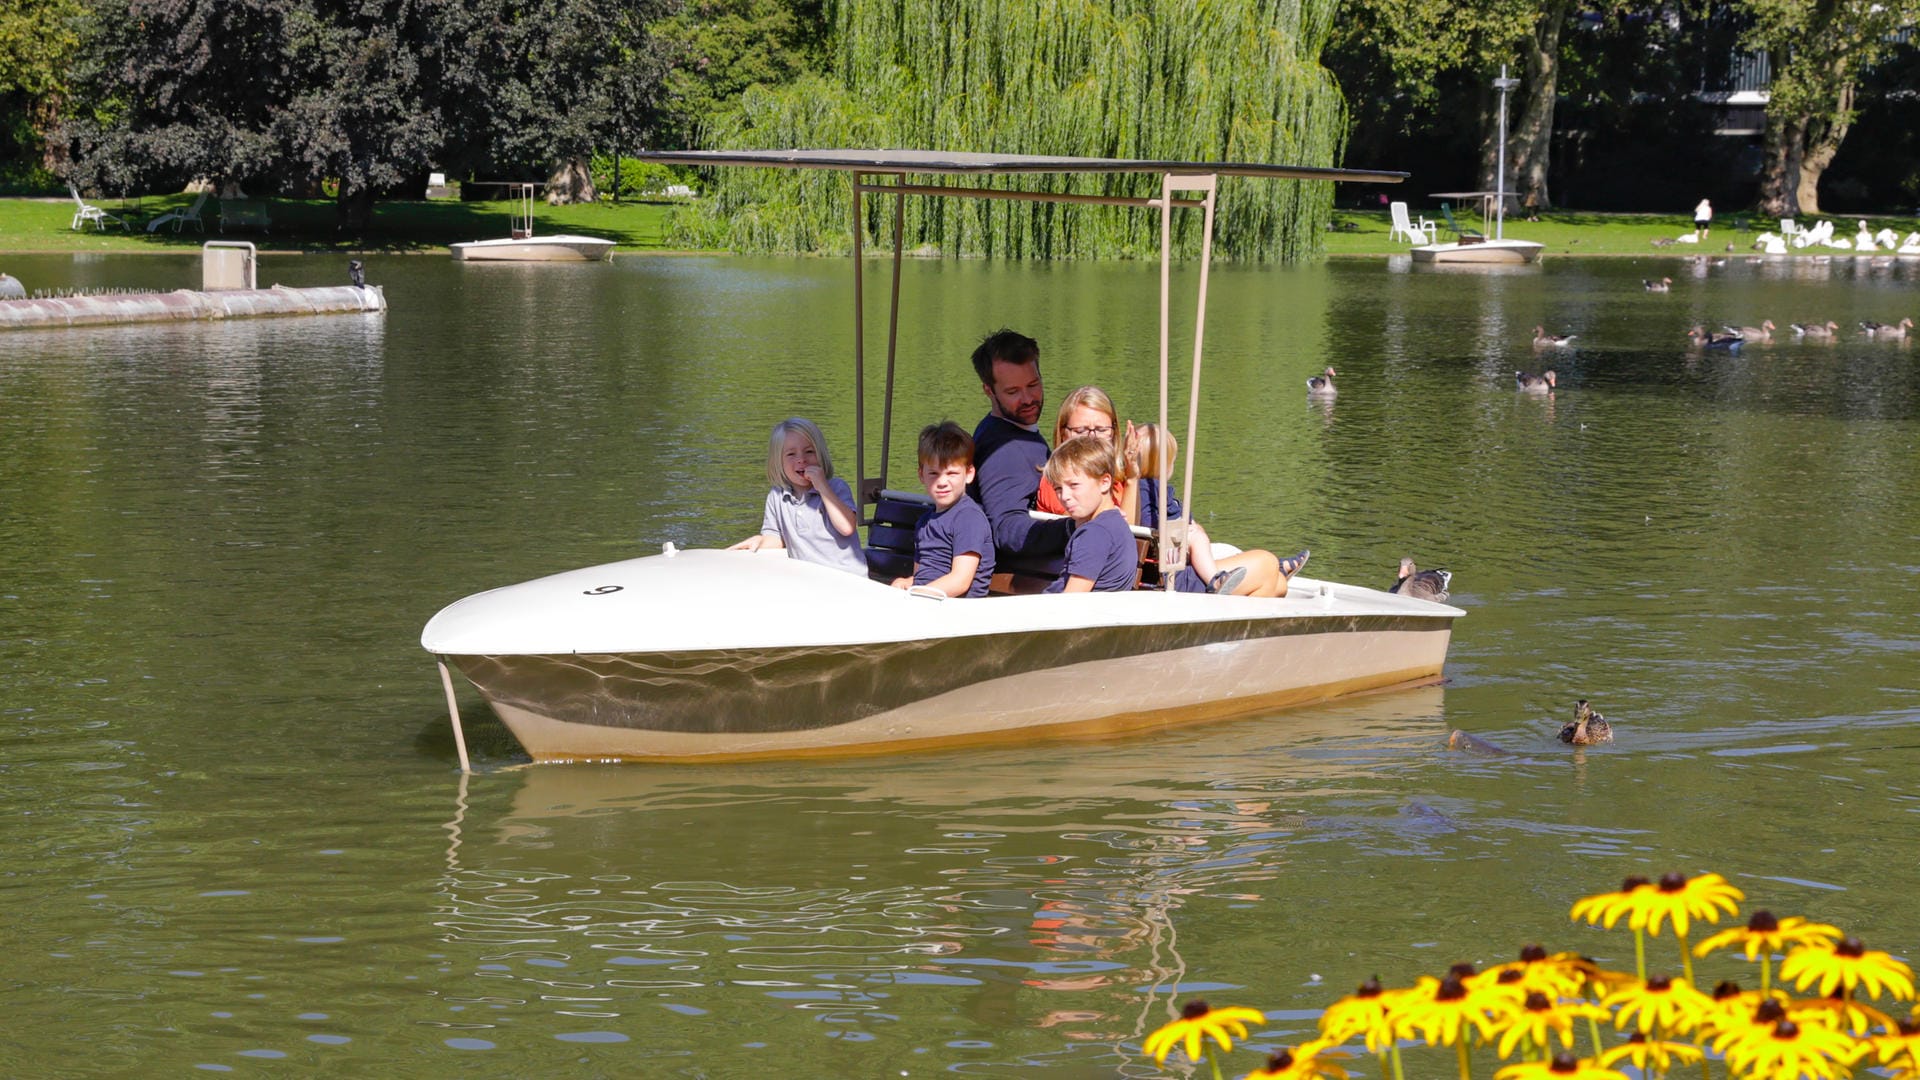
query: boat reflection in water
434 688 1447 1066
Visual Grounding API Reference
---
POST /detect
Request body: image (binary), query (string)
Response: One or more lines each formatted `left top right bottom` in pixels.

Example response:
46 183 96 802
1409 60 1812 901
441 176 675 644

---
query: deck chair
1439 202 1483 241
1388 201 1437 244
146 191 209 234
69 183 125 232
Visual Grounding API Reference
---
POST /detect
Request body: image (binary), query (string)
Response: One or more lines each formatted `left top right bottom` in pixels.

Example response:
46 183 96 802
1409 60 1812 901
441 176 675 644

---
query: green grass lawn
1323 208 1920 257
0 194 683 254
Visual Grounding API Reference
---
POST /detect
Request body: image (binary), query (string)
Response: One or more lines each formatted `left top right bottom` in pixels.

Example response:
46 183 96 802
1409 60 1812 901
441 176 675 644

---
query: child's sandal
1207 566 1248 595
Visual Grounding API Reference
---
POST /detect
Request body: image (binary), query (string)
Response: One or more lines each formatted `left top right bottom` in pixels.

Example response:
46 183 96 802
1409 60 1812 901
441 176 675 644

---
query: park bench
218 200 272 234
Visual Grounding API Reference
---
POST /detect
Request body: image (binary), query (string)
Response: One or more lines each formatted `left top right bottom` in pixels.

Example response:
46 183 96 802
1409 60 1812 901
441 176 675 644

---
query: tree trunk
1757 107 1802 217
1794 80 1853 216
1510 0 1573 211
336 185 376 234
545 157 597 205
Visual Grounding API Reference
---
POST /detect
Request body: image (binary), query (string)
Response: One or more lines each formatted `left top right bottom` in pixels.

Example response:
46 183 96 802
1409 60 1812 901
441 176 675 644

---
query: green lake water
3 250 1918 1077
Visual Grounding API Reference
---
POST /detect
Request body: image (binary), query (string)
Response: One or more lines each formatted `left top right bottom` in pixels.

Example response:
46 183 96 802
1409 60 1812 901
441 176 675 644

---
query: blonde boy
1041 436 1137 593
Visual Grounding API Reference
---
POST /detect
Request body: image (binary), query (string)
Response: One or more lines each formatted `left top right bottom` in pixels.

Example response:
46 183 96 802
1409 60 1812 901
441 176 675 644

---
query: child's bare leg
1219 550 1281 597
1186 523 1219 582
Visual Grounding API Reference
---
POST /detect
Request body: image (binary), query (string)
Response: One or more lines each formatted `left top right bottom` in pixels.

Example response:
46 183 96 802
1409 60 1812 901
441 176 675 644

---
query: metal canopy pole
1494 65 1519 242
1153 174 1218 585
878 177 906 501
851 173 867 498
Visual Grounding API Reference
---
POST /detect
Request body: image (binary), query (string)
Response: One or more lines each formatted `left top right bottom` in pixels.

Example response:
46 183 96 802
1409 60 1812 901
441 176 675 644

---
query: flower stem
1586 1014 1604 1057
1207 1049 1223 1080
1392 1046 1406 1080
1678 930 1694 984
1634 927 1647 981
1761 954 1772 995
1457 1037 1473 1080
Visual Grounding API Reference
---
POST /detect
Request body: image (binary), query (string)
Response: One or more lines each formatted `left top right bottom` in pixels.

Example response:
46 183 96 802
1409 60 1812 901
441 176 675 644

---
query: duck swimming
1861 317 1913 340
1687 326 1743 350
1643 277 1673 292
1721 320 1775 341
1791 321 1840 338
1558 699 1613 745
1515 370 1556 393
1389 558 1452 603
1532 326 1577 348
1305 367 1336 397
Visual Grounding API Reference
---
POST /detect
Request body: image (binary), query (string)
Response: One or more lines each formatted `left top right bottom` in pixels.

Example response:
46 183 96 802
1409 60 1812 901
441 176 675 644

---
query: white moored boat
449 183 615 262
1412 69 1544 267
421 149 1463 766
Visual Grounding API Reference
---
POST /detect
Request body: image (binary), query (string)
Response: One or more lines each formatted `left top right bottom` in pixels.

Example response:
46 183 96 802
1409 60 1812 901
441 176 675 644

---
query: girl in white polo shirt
728 417 868 576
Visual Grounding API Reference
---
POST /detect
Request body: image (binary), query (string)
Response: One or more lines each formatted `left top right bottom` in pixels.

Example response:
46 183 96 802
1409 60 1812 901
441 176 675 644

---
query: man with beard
968 328 1073 575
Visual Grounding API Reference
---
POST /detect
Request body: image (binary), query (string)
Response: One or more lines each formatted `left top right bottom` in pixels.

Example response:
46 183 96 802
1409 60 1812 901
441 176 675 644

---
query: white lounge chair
1793 220 1833 248
146 191 209 234
1899 232 1920 256
69 183 125 232
1779 218 1799 241
1854 221 1877 252
1388 201 1437 244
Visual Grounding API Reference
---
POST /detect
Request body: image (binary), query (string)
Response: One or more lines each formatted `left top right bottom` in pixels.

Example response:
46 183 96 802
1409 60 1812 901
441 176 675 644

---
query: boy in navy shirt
1041 436 1138 593
892 422 996 597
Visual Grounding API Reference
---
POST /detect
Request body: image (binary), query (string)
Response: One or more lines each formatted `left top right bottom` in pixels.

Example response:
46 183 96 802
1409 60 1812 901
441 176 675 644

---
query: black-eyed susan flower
1319 976 1403 1054
1703 996 1790 1049
1868 1018 1920 1069
1716 1018 1866 1080
1603 974 1712 1036
1780 937 1918 1001
1596 1031 1705 1073
1495 991 1609 1061
1490 946 1633 1002
1698 980 1786 1040
1245 1040 1351 1080
1790 991 1897 1035
1697 910 1842 962
1143 999 1268 1066
1493 1051 1631 1080
1570 876 1652 931
1629 871 1743 938
1395 972 1513 1048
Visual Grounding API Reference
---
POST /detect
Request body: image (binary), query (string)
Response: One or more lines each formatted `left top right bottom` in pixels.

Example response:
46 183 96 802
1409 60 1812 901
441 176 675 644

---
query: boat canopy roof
635 148 1406 185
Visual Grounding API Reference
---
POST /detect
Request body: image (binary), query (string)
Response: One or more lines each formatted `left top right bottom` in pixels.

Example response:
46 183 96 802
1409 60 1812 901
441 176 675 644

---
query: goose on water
1721 319 1775 341
1643 277 1673 292
1791 321 1840 338
1558 700 1613 745
1532 326 1577 348
1389 558 1451 603
1861 317 1913 340
1515 370 1556 393
1686 326 1743 350
1305 367 1336 397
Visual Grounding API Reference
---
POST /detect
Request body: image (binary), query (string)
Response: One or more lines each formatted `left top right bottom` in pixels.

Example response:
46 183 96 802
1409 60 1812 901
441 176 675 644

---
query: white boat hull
1411 238 1544 264
449 235 615 262
423 549 1461 762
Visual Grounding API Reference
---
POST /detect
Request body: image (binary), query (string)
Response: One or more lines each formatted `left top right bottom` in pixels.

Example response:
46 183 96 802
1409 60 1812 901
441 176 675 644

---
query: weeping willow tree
668 0 1349 261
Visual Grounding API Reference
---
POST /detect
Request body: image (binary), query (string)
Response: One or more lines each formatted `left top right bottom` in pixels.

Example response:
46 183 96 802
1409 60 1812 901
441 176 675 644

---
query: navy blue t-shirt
970 414 1071 572
1044 508 1138 593
913 496 996 598
1134 477 1185 530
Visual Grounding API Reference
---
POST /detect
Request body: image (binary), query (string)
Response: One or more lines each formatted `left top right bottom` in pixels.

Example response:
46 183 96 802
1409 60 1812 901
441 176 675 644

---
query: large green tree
0 0 84 178
654 0 826 148
65 0 674 224
1741 0 1920 215
676 0 1351 261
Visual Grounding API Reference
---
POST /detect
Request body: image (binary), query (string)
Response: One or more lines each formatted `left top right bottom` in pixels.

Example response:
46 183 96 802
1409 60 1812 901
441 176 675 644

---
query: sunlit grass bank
1324 208 1920 258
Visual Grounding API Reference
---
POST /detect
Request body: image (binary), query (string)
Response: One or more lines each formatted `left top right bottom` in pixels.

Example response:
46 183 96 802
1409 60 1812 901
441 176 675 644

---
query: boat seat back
866 488 932 583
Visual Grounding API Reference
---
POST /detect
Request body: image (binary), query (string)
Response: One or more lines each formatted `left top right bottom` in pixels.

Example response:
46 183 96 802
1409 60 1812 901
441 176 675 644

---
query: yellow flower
1143 1000 1268 1065
1571 876 1652 930
1244 1040 1351 1080
1496 991 1610 1060
1868 1019 1920 1068
1598 1032 1706 1072
1628 872 1744 938
1697 982 1786 1040
1494 1052 1631 1080
1318 976 1403 1054
1790 993 1897 1035
1603 974 1712 1036
1696 910 1842 961
1716 1017 1866 1080
1486 946 1603 1001
1394 972 1512 1047
1781 937 1918 1001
